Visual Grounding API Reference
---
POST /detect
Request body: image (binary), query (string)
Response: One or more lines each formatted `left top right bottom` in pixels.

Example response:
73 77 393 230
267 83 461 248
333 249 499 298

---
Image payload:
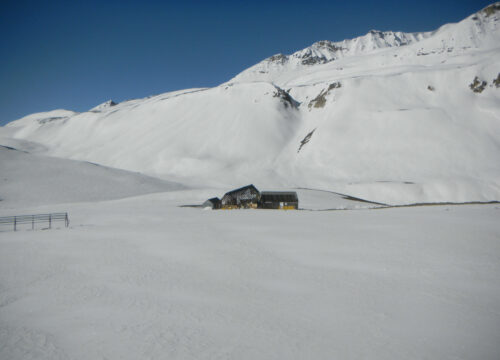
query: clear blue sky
0 0 492 125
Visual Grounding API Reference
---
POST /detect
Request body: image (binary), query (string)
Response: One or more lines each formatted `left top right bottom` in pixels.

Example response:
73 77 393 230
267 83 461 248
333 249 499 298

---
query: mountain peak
231 3 499 84
233 30 427 83
480 2 500 17
311 40 344 51
90 100 117 112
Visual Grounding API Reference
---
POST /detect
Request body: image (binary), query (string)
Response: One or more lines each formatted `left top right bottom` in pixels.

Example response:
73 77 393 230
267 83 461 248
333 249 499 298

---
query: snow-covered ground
1 141 499 359
0 145 183 208
1 190 499 360
0 132 499 359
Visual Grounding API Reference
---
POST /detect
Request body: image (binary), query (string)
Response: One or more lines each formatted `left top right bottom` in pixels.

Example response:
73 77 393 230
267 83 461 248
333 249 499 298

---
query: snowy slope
0 145 183 208
2 3 500 204
3 84 301 187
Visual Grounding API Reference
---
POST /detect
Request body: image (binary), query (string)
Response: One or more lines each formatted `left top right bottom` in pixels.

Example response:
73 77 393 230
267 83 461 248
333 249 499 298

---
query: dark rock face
493 73 500 88
482 3 500 17
273 86 299 109
327 82 342 91
295 40 347 66
300 55 332 66
298 128 316 153
470 76 487 93
314 40 345 52
308 82 342 109
297 48 334 66
267 54 288 65
374 30 412 46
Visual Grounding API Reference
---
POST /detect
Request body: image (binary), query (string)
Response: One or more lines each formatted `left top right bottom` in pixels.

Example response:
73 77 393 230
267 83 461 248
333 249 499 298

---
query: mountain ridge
231 3 500 84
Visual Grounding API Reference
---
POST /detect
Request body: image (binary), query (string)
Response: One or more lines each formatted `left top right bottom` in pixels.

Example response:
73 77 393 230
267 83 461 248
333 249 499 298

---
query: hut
202 197 221 209
221 184 260 209
259 191 298 210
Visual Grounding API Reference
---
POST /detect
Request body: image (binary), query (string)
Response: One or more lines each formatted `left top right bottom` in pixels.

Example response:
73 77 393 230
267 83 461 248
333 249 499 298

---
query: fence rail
0 212 69 231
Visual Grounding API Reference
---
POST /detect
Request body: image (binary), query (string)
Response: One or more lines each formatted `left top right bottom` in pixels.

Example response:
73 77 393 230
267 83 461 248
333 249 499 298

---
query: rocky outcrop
470 76 487 93
308 82 342 109
492 73 500 88
273 86 299 109
91 100 118 112
482 3 500 17
298 129 316 153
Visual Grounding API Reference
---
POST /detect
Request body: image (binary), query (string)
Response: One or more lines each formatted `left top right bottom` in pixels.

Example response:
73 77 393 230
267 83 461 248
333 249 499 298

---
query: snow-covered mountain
231 31 431 84
232 3 500 84
2 3 500 205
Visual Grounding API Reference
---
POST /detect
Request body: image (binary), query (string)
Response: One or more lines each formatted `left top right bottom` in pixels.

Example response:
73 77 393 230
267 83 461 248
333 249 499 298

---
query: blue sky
0 0 492 125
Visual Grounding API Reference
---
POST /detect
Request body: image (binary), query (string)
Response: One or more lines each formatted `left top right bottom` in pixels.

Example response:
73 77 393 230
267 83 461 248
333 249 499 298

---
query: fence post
32 215 34 230
65 213 68 227
49 214 51 229
14 216 16 231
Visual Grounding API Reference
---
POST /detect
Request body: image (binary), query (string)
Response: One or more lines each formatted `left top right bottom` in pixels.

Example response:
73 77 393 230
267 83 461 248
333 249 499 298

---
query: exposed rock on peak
231 4 499 85
91 100 118 112
311 40 345 53
481 2 500 17
232 29 430 83
267 53 288 65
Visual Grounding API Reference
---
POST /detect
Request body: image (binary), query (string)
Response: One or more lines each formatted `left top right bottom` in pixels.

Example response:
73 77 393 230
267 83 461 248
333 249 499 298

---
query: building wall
222 187 260 207
259 201 298 210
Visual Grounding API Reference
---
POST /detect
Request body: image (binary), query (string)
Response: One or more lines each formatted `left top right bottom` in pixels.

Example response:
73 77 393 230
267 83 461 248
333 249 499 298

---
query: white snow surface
0 145 183 208
1 190 499 359
2 4 500 205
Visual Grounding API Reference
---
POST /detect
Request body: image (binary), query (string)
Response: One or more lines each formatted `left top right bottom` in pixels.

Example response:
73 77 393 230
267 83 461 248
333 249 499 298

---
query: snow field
0 145 183 208
1 192 499 359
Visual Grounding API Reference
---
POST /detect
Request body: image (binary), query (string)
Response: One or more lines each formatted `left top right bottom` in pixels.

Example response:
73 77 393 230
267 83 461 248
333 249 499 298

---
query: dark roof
206 197 220 203
224 184 259 196
260 191 298 202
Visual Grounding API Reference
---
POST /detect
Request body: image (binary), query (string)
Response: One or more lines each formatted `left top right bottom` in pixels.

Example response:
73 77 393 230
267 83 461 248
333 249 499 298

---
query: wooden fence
0 213 69 231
